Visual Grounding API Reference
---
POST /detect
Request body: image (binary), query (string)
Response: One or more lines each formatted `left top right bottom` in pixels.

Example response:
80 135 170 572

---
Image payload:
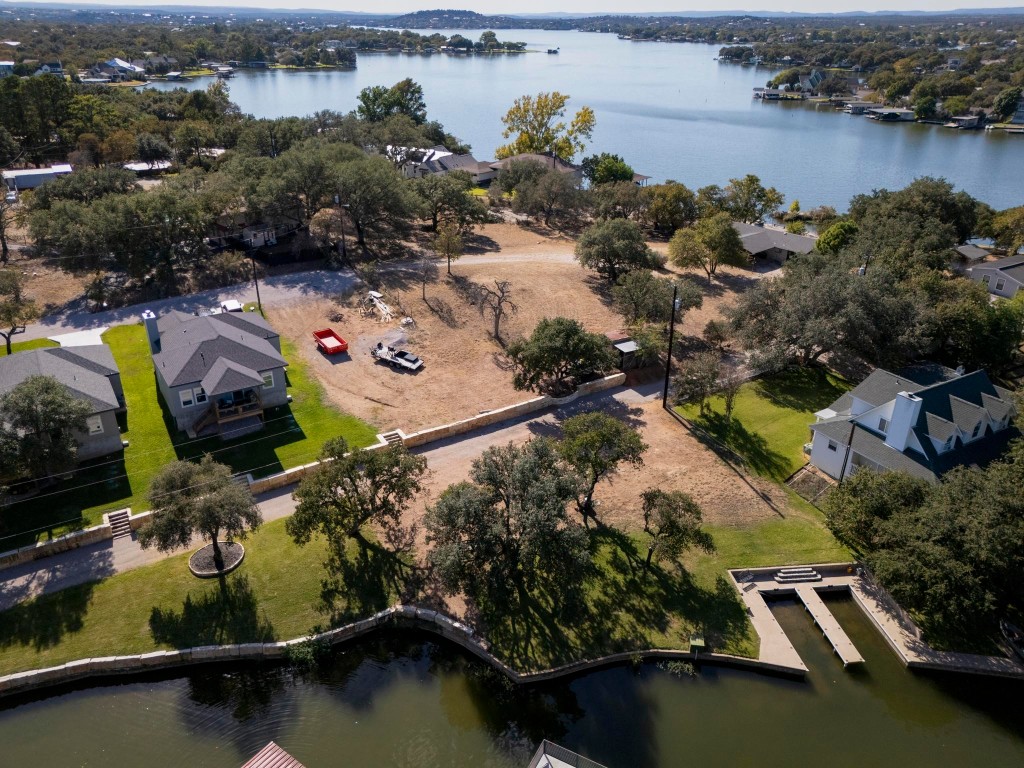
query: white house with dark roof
0 346 126 460
143 309 288 438
967 253 1024 299
733 222 817 264
808 365 1018 484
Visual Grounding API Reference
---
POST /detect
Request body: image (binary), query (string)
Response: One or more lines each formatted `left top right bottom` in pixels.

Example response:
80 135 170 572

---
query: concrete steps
774 566 822 584
379 431 404 447
108 510 132 540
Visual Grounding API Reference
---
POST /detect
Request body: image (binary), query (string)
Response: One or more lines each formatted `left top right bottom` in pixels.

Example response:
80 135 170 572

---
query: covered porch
188 359 268 439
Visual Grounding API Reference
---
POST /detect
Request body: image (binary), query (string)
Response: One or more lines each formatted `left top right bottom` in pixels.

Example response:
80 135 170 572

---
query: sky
8 1 1024 15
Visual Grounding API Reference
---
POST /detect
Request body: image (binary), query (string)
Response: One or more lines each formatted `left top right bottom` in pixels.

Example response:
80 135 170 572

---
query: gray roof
955 243 988 262
154 315 286 388
973 253 1024 284
200 358 265 397
843 369 925 408
156 309 278 341
817 366 1018 481
0 345 120 412
732 222 817 257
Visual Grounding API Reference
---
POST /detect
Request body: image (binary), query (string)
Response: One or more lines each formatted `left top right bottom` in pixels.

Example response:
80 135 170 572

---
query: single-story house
488 153 584 182
419 152 498 185
0 345 126 461
2 164 73 191
808 364 1018 484
966 253 1024 299
951 243 989 274
0 61 14 78
143 309 288 438
733 222 817 264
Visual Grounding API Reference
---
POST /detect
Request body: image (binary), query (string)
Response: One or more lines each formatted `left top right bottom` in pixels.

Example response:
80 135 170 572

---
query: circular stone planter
188 541 245 578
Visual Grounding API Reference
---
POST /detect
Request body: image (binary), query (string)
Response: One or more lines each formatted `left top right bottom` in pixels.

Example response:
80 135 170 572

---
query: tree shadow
524 399 647 442
424 296 461 328
0 581 96 651
474 526 750 672
318 536 423 626
462 231 500 254
149 574 275 647
686 410 791 482
753 366 848 413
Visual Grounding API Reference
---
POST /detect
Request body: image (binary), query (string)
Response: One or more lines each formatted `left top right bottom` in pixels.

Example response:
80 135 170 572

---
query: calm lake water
1 596 1022 767
148 30 1024 210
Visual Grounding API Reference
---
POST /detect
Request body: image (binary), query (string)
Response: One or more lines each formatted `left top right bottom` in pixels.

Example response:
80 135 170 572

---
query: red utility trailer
313 328 349 355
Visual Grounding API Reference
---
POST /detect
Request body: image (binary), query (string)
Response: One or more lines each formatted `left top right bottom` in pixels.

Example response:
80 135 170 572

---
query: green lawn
0 518 336 676
677 367 852 482
0 496 851 676
0 337 58 357
0 324 376 549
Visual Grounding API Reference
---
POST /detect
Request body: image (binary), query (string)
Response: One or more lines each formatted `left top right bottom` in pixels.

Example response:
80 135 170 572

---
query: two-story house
808 365 1018 484
143 309 288 439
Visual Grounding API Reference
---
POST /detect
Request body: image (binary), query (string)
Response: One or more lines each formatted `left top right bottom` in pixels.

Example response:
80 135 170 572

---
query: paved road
19 250 584 343
0 381 660 611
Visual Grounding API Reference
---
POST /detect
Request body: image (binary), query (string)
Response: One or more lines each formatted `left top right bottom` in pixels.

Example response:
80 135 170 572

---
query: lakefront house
807 365 1018 484
143 309 288 439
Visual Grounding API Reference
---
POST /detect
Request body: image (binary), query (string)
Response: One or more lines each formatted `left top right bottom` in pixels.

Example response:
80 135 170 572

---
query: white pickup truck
371 342 423 371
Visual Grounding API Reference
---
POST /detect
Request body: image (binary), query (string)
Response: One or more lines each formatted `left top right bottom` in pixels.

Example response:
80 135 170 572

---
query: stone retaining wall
0 602 797 699
249 373 627 495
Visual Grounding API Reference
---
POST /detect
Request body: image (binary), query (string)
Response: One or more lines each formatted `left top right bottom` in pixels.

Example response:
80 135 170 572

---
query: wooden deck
795 585 864 666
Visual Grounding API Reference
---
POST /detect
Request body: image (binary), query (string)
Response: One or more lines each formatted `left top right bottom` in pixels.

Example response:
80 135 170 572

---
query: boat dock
795 584 864 666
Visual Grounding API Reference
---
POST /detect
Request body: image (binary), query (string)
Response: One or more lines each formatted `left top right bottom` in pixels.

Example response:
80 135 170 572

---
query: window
878 417 889 434
982 274 991 285
827 440 838 452
86 415 104 435
971 422 982 439
262 371 275 389
180 387 207 408
995 278 1006 291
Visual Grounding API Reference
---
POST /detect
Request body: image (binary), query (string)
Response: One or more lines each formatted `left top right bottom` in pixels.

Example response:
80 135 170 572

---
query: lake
1 596 1022 767
147 30 1024 211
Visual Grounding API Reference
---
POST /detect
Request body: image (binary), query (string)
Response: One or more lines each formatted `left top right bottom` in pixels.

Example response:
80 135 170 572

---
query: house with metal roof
142 309 288 439
0 346 126 461
733 222 817 264
807 364 1018 484
966 253 1024 299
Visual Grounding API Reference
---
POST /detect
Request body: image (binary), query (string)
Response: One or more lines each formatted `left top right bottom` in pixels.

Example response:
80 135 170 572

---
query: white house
967 253 1024 299
0 61 14 78
808 365 1017 484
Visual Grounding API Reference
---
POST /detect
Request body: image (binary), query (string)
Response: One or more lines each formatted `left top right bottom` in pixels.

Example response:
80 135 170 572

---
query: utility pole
250 252 262 313
662 284 679 409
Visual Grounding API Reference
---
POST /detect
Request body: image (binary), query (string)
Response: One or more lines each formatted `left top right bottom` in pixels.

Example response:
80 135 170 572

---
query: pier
795 584 864 666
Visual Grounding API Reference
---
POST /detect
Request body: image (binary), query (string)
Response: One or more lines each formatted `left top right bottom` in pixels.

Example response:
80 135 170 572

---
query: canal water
1 594 1021 767
146 30 1024 210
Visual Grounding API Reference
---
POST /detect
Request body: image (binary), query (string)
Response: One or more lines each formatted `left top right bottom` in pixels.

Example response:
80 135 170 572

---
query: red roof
242 741 306 768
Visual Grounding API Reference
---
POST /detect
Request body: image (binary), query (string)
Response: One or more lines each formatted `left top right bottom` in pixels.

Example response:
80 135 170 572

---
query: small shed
605 330 638 371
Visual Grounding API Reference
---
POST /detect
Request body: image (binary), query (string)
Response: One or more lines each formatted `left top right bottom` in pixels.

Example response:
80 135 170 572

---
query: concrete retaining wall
0 601 796 699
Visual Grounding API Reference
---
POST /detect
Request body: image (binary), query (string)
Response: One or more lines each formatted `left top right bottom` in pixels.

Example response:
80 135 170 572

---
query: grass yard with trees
676 367 852 483
0 322 376 549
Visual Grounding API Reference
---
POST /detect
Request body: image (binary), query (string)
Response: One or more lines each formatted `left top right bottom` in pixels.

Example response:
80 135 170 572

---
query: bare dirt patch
270 258 626 433
11 255 90 314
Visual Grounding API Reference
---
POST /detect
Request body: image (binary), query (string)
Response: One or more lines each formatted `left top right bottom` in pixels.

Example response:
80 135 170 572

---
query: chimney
885 391 922 452
141 310 160 354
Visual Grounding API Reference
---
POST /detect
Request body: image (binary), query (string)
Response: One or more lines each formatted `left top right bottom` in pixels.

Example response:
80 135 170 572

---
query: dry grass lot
272 222 757 434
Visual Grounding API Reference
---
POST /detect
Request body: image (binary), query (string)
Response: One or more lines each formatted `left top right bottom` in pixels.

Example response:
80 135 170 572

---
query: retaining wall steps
107 510 132 540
